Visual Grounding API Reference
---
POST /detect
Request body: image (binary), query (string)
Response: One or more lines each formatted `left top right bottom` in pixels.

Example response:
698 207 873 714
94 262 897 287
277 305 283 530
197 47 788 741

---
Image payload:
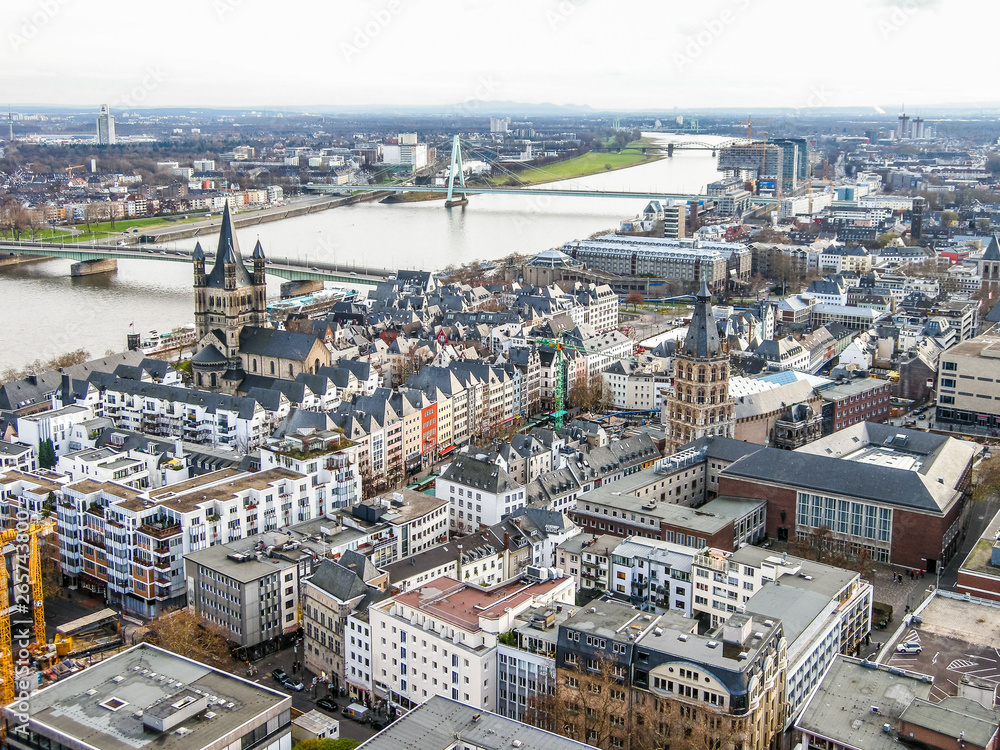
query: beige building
936 334 1000 430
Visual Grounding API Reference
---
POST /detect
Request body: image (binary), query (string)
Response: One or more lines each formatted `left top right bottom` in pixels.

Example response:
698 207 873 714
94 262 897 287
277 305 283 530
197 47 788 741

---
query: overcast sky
3 0 994 112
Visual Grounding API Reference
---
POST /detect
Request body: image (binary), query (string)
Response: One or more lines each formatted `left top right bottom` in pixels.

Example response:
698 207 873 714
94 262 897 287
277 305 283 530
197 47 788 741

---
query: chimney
61 373 71 405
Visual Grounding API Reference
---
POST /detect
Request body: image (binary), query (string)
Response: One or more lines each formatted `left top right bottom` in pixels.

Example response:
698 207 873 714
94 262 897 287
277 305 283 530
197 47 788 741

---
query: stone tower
979 234 1000 297
192 202 268 357
665 282 735 453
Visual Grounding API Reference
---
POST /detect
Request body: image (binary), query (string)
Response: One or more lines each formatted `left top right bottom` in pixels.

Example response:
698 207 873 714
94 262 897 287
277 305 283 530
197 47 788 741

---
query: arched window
289 364 294 378
314 358 320 374
197 373 203 386
252 359 257 373
270 361 275 375
210 373 217 388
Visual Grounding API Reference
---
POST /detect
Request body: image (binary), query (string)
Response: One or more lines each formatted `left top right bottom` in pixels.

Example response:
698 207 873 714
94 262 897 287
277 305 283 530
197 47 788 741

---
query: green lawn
0 227 75 241
61 215 212 243
477 148 661 187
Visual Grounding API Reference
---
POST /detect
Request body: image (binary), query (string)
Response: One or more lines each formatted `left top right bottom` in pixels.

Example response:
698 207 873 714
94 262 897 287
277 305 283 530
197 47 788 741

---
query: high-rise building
664 282 735 452
896 112 911 140
96 104 116 145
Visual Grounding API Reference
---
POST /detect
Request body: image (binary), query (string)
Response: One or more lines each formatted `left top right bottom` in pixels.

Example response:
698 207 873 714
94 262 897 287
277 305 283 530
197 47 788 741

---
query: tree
142 608 235 670
625 291 644 310
37 439 56 469
941 210 959 227
568 375 611 413
292 740 359 750
38 529 66 597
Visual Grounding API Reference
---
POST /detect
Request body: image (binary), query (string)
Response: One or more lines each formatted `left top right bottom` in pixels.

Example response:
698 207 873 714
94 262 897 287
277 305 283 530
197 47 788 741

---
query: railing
138 523 181 540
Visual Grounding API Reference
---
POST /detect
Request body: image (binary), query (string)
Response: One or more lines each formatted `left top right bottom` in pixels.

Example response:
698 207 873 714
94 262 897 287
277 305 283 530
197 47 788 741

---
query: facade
665 282 736 452
184 539 300 655
819 378 891 434
719 422 977 569
608 537 695 615
936 334 1000 430
367 573 575 713
436 454 527 534
5 643 291 750
554 598 787 750
39 457 350 617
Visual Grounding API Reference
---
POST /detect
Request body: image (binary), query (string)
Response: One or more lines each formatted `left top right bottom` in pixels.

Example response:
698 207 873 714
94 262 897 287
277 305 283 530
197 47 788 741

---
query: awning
438 445 457 456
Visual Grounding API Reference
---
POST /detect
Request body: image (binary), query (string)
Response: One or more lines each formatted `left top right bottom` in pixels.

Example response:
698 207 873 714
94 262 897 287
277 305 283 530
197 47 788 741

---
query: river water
0 134 725 371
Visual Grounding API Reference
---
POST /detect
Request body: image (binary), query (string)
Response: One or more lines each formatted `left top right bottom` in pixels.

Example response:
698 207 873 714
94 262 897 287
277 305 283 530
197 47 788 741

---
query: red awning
438 445 457 456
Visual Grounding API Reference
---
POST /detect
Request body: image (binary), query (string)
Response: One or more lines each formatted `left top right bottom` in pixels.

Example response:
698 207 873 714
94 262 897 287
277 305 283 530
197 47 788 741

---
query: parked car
371 715 394 731
896 642 922 654
282 677 305 692
316 696 339 713
271 668 288 682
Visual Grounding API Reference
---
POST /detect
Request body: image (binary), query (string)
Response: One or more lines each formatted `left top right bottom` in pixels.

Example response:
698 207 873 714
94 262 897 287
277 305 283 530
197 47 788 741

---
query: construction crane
738 114 772 142
65 164 86 179
0 520 53 715
533 332 653 430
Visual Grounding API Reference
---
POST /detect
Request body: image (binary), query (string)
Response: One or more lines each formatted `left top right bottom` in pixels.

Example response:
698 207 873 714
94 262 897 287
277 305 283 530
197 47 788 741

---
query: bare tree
143 607 235 670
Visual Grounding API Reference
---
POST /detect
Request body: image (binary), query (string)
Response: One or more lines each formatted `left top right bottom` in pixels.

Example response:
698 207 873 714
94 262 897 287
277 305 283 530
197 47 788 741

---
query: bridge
0 239 392 285
304 135 769 208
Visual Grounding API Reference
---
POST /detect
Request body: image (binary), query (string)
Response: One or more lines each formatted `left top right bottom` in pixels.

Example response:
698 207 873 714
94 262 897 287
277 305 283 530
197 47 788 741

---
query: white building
367 572 575 713
609 537 696 615
436 454 527 535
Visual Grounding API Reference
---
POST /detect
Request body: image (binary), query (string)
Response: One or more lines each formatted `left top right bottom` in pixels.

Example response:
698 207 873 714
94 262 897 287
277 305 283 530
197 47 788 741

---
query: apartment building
90 373 288 451
185 539 300 657
436 454 527 534
609 537 696 615
556 532 623 594
367 573 575 712
40 454 351 617
936 334 1000 430
0 441 36 473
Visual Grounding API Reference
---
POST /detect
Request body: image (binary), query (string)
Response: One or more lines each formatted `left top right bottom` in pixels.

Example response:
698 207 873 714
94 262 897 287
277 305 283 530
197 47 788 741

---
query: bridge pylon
445 135 468 208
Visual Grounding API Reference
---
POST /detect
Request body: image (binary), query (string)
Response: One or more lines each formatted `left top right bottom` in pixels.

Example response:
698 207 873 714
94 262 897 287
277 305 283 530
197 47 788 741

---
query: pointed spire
192 241 205 261
983 234 1000 262
215 202 241 262
252 238 265 259
684 282 721 359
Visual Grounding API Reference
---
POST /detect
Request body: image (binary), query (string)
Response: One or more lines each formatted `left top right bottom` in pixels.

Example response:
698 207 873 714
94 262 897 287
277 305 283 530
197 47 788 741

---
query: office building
97 103 116 145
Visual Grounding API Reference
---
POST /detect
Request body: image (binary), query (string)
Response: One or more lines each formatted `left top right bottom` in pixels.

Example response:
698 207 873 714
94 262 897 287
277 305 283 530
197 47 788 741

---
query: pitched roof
439 454 520 494
206 203 253 289
983 233 1000 261
682 282 722 359
238 327 322 361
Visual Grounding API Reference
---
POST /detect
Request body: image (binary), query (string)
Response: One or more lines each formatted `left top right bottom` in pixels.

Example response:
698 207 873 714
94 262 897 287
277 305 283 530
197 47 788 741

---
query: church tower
665 282 735 453
979 234 1000 300
192 202 268 356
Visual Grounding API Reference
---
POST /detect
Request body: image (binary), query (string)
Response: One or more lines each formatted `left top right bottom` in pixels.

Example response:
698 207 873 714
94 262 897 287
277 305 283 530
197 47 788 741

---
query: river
0 133 725 371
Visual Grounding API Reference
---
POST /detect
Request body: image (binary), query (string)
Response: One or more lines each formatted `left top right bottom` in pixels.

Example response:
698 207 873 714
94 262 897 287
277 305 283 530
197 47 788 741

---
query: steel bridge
0 239 391 285
304 135 772 207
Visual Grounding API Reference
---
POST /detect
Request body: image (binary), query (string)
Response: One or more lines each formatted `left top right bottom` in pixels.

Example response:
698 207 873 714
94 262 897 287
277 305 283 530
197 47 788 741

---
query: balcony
138 523 181 540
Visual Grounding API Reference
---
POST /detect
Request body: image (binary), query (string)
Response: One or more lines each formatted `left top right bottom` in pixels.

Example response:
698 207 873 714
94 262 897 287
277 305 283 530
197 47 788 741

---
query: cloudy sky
2 0 992 111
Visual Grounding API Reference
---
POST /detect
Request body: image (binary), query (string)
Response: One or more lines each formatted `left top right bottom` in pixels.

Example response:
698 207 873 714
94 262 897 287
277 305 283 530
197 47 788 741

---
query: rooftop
356 694 598 750
387 575 569 633
184 538 298 584
796 656 933 750
5 643 290 750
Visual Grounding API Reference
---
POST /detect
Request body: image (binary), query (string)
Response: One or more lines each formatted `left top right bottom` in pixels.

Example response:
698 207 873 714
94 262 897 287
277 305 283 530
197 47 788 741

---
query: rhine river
0 134 726 371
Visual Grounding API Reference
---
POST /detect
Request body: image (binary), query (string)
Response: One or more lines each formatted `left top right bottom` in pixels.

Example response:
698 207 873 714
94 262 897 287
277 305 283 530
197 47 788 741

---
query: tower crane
533 330 656 430
0 520 53 722
65 164 86 179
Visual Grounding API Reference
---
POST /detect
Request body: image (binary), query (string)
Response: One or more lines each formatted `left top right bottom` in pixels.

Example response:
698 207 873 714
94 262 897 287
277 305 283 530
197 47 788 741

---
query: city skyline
2 0 993 111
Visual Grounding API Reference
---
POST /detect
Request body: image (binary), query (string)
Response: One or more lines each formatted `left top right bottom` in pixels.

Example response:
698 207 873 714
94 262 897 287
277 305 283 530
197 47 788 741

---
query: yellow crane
0 520 52 711
65 164 86 179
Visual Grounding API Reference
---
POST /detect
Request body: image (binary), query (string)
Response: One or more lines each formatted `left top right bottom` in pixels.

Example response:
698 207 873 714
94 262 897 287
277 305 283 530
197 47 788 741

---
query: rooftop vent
707 641 719 649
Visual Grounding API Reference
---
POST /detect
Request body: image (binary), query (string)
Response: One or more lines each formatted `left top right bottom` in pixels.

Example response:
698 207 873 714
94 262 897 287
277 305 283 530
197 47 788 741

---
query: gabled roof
238 327 322 361
983 233 1000 261
439 454 520 494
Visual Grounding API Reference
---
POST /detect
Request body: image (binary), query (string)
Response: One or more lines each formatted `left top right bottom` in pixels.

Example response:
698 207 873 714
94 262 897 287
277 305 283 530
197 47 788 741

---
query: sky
3 0 996 113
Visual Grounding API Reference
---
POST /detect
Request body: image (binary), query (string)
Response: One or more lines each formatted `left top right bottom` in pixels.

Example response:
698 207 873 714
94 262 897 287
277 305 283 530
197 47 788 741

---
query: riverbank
474 147 663 188
143 191 391 242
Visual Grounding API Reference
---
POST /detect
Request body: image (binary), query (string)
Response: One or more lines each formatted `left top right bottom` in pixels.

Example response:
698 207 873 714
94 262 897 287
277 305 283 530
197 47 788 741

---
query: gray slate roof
682 282 722 358
206 203 254 289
